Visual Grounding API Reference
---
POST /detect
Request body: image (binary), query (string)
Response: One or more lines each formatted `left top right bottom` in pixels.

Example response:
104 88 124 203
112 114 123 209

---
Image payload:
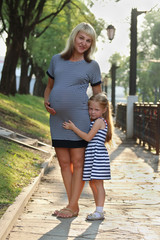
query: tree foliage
137 10 160 102
110 10 160 103
0 0 72 95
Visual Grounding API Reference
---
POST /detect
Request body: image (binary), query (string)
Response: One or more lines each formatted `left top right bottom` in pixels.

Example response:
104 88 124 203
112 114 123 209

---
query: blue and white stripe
83 118 111 180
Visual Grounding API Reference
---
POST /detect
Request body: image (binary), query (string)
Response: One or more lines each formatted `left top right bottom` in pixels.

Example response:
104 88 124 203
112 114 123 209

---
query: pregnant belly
49 88 88 111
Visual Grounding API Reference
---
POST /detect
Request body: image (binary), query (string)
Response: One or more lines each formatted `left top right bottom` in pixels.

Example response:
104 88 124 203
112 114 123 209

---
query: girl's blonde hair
61 22 96 63
88 92 114 144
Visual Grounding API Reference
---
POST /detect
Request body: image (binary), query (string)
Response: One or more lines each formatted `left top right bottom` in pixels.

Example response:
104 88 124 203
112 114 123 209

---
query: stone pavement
6 128 160 240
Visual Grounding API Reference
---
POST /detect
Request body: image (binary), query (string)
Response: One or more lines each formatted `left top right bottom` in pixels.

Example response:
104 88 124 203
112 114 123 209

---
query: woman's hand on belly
44 101 56 116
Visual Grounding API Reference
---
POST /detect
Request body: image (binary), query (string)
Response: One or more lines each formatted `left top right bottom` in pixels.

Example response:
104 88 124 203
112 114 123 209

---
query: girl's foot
86 211 105 221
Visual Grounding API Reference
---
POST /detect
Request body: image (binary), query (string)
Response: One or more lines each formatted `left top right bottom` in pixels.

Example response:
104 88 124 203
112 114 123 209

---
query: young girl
63 92 114 220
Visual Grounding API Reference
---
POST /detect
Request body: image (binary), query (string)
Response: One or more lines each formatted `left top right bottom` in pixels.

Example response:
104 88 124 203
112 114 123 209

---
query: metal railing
116 103 127 131
116 101 160 155
134 102 160 155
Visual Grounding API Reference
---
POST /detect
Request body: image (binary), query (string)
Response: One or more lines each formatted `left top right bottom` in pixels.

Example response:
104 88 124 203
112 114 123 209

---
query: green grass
0 93 51 218
0 93 50 142
0 138 46 217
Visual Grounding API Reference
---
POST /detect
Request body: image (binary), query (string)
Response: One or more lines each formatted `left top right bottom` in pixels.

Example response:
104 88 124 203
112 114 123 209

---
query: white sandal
86 211 105 221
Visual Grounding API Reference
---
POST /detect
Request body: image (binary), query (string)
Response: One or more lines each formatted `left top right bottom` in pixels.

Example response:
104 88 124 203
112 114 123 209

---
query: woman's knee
70 148 85 169
55 148 71 170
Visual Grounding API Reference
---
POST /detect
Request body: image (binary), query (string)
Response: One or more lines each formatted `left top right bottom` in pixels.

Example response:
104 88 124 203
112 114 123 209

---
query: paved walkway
6 128 160 240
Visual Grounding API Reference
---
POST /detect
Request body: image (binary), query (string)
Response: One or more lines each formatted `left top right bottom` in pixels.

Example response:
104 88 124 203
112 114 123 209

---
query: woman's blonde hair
88 92 114 144
61 22 96 63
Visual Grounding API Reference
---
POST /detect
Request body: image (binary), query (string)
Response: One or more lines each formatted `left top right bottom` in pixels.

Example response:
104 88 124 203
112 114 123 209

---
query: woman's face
74 31 92 55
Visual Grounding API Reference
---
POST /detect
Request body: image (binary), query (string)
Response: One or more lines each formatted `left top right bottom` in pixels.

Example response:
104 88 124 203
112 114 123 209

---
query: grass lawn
0 93 51 218
0 93 50 143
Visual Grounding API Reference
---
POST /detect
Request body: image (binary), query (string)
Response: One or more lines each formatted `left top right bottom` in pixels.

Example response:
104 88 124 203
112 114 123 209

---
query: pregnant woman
44 22 101 218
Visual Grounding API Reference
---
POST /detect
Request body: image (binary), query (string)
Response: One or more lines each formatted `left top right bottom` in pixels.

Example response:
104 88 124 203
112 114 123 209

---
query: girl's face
88 100 106 121
74 31 92 55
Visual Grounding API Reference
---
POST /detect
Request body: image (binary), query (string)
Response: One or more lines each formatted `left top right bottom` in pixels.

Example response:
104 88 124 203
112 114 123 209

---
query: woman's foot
52 209 59 216
52 207 66 216
57 207 78 218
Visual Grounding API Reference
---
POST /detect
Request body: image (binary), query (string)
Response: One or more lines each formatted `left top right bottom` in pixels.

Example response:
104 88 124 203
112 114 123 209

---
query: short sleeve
46 55 55 79
89 60 101 86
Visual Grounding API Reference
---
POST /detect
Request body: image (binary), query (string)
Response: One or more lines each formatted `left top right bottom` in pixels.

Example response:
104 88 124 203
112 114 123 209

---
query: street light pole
129 8 146 95
111 64 118 114
127 8 146 139
106 25 116 113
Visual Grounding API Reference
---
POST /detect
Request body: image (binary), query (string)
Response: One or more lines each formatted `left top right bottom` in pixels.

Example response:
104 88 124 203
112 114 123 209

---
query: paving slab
5 128 160 240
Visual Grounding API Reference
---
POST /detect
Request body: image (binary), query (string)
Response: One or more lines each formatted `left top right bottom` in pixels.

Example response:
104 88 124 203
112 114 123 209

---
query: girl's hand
44 101 56 116
63 120 75 130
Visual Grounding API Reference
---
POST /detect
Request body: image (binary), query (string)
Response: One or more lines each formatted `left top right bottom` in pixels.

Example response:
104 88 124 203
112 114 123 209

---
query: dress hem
52 139 88 148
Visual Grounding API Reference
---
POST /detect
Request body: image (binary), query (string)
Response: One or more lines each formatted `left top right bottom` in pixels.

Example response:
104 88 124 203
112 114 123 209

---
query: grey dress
47 54 101 148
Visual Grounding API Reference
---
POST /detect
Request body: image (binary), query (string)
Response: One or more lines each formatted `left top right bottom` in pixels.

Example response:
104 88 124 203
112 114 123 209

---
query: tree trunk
33 65 46 97
0 37 23 95
0 0 72 95
0 0 3 21
33 78 46 97
19 49 32 94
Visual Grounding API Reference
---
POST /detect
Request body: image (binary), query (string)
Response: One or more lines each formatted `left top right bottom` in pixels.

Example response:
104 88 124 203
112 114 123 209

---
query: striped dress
83 118 111 180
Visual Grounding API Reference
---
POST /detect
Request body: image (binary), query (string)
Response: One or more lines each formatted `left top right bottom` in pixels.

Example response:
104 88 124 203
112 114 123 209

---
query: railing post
156 102 160 155
126 95 138 138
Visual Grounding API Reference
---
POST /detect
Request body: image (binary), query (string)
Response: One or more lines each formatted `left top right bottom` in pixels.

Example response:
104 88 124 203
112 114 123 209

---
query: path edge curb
0 154 53 240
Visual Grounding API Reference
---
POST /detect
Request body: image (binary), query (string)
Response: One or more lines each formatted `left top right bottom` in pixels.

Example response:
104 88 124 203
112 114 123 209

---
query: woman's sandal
86 211 105 221
52 208 67 216
52 209 59 216
57 207 78 218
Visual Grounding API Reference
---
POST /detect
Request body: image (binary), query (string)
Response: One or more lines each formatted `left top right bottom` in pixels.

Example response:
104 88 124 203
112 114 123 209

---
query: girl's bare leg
89 180 98 204
90 179 105 207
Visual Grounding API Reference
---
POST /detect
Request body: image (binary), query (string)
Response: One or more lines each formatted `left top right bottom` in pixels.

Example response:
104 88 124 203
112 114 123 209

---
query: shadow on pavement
38 218 74 240
74 219 104 240
38 217 103 240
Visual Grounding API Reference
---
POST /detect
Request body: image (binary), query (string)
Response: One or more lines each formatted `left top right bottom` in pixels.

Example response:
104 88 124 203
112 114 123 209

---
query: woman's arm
92 84 102 95
63 119 104 142
44 77 56 115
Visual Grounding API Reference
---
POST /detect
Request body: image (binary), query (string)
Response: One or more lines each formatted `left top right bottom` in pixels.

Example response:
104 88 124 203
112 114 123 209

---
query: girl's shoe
86 211 105 221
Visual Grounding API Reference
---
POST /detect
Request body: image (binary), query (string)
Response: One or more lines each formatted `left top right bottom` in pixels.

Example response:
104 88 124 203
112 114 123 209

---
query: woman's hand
44 101 56 116
63 120 75 130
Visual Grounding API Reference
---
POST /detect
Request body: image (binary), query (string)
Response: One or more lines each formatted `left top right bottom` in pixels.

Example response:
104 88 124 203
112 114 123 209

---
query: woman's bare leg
69 148 85 208
55 148 72 201
57 147 85 217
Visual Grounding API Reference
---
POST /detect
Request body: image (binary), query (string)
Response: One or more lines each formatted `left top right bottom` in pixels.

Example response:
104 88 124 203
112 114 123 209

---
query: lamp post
106 25 116 41
106 25 116 113
102 74 108 94
129 8 146 95
110 64 119 114
127 8 146 139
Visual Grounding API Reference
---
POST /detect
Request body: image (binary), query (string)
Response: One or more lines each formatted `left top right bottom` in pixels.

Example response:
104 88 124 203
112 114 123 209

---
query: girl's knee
89 180 94 187
92 179 103 188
